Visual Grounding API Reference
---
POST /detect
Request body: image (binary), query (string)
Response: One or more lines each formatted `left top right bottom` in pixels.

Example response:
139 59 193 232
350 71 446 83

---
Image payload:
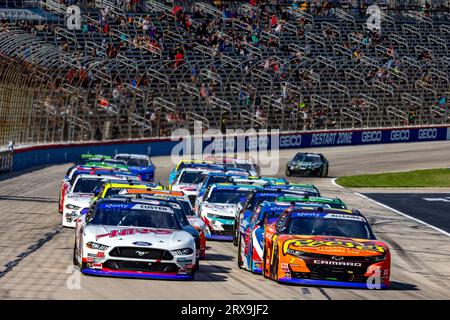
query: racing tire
262 245 270 279
72 241 78 267
195 258 200 271
271 245 279 282
237 235 244 269
285 169 291 177
320 165 329 178
232 222 239 246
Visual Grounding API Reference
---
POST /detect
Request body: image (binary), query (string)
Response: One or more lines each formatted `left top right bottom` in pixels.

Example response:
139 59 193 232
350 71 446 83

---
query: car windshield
293 154 321 163
259 209 284 225
248 195 280 211
104 187 127 198
205 176 232 188
91 203 180 229
118 157 149 167
73 178 105 193
235 163 255 172
285 216 374 239
179 171 207 184
178 200 194 216
206 190 250 204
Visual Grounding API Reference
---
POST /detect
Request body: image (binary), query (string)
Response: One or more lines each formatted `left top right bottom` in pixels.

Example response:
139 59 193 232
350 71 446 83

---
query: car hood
84 225 193 250
65 193 94 204
278 235 388 257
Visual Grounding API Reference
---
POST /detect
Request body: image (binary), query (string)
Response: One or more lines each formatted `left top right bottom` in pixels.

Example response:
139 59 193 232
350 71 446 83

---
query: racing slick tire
232 222 239 246
237 235 244 269
195 257 200 271
320 165 329 178
285 169 291 177
271 245 279 282
262 245 270 279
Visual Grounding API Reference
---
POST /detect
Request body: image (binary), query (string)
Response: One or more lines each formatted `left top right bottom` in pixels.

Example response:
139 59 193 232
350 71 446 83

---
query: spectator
173 50 184 68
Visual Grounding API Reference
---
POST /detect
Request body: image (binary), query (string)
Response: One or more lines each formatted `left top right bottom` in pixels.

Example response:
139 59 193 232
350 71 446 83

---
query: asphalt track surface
364 193 450 234
0 141 450 299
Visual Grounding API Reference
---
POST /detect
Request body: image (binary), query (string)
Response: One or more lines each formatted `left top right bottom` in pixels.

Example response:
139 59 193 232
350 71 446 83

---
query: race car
73 198 197 280
168 159 214 186
91 180 165 204
124 189 207 260
263 207 391 288
84 160 130 172
286 153 329 177
265 182 321 197
205 156 260 176
62 174 135 228
198 183 262 240
238 200 327 273
58 167 140 213
274 195 347 210
114 154 155 182
170 167 221 204
75 154 112 165
195 171 249 213
232 188 312 246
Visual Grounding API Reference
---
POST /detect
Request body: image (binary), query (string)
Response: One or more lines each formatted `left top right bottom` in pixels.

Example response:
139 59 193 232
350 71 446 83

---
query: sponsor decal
324 213 367 222
390 129 410 141
280 134 302 147
361 131 382 143
282 239 386 255
313 260 362 267
96 228 173 240
133 241 152 246
418 128 437 140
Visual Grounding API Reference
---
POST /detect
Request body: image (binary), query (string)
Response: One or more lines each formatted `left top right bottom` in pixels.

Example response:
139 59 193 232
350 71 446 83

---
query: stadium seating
0 0 449 144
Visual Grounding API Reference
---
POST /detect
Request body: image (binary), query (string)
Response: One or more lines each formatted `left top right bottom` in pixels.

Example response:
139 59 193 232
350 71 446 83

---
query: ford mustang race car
91 180 165 204
238 200 326 273
198 183 262 240
286 153 329 177
114 154 155 182
63 174 135 228
74 198 197 280
263 207 390 288
75 154 112 165
205 157 260 176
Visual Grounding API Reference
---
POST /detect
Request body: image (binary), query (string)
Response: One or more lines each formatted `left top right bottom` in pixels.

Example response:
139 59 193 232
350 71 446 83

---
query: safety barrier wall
8 125 450 173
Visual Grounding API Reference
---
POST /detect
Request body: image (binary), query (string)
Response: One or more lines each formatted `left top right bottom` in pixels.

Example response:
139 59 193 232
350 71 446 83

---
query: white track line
331 178 450 238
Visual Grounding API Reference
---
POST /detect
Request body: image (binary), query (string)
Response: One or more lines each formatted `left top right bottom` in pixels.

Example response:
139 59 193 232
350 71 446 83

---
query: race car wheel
285 169 291 177
232 222 239 246
321 165 329 178
271 245 279 282
72 241 78 267
262 245 270 279
195 257 200 271
237 235 244 269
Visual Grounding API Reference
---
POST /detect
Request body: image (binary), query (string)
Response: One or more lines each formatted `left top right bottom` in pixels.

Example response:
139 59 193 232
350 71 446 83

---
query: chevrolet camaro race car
263 207 391 288
74 198 197 280
286 153 329 177
114 154 155 182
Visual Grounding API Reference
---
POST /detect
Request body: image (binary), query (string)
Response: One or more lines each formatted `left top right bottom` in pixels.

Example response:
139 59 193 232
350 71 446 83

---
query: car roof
209 183 262 190
97 197 175 208
276 195 344 204
286 207 361 216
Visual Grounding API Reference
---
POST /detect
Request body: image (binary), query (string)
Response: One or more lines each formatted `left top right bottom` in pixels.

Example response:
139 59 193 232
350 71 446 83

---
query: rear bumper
81 268 193 280
278 277 389 289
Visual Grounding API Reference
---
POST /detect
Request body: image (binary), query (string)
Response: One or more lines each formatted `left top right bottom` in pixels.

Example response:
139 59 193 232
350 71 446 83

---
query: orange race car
263 207 390 289
125 189 207 259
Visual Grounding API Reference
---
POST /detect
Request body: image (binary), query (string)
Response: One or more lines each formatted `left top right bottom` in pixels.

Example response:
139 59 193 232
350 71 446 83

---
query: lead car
73 198 197 280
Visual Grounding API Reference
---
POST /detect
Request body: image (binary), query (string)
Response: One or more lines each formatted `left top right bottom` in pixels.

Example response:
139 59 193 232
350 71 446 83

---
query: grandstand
0 0 449 147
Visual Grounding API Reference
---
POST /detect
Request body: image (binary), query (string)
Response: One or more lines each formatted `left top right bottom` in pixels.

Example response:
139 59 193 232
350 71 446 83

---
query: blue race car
114 154 155 182
237 200 326 273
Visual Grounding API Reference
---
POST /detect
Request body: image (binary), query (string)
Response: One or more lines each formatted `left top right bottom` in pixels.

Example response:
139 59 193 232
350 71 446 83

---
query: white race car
63 174 136 228
171 167 219 205
198 184 258 241
73 198 197 280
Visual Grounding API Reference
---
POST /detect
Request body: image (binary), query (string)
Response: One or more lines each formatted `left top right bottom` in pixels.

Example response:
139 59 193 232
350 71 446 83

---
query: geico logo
362 131 382 143
390 130 410 141
280 135 302 147
313 260 362 267
418 128 437 140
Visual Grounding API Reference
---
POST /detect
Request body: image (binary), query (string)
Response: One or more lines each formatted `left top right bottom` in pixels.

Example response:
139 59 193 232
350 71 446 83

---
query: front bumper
278 277 389 289
202 215 235 241
62 207 87 228
81 268 193 280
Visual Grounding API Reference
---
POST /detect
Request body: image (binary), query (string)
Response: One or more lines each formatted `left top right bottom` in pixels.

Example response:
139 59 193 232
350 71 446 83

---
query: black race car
285 153 329 177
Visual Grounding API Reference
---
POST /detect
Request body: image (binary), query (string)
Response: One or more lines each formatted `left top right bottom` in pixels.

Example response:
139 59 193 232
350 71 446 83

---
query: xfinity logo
361 131 382 143
390 130 410 141
280 134 302 147
418 128 437 140
314 260 362 267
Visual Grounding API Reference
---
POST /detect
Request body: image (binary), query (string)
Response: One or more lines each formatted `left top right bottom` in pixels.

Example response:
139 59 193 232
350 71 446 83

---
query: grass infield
336 168 450 188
